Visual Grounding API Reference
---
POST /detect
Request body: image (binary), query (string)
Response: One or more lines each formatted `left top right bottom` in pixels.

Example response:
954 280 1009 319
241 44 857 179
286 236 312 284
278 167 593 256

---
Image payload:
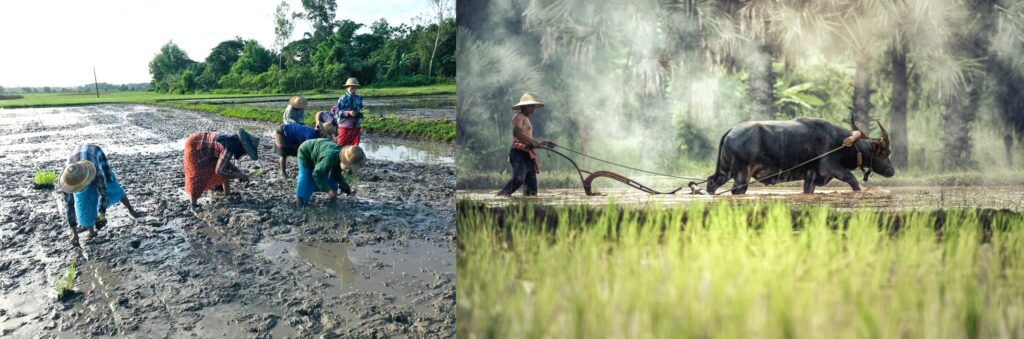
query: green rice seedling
33 170 56 189
456 200 1024 338
345 172 360 186
249 168 263 177
55 260 76 300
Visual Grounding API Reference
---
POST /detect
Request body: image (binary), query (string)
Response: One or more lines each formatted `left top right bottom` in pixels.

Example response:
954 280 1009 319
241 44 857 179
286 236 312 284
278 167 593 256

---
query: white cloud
0 0 432 87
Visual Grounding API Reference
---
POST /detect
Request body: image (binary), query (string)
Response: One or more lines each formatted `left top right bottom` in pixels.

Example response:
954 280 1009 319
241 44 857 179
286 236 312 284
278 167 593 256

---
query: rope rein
550 145 708 181
541 133 864 196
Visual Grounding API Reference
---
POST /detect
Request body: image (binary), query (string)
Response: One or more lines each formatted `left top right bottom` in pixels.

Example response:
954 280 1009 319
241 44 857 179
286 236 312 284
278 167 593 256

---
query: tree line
150 0 454 94
0 83 152 94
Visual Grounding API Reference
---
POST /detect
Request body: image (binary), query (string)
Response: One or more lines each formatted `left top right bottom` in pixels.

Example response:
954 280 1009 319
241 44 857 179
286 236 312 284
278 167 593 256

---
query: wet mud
458 185 1024 211
0 104 455 337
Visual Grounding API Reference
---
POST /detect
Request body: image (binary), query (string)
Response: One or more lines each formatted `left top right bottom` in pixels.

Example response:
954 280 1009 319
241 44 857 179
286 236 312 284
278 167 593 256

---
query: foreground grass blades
457 201 1024 338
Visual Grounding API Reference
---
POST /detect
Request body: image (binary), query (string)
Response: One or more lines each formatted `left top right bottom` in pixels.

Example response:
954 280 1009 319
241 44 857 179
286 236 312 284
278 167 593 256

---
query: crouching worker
295 139 365 205
283 96 308 125
275 122 337 176
183 129 260 207
58 144 141 246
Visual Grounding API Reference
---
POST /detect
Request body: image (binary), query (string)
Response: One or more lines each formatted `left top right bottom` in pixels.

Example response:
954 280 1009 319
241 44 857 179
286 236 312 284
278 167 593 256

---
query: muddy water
0 104 455 337
459 185 1024 211
180 94 456 121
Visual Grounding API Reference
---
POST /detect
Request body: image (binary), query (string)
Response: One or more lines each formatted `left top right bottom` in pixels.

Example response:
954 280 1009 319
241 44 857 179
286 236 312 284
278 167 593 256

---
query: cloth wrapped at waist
510 142 540 173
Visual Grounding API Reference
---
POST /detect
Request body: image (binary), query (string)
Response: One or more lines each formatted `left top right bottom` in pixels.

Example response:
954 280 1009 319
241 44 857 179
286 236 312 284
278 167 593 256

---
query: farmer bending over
275 122 337 176
59 144 141 246
283 96 307 125
295 139 364 205
336 77 364 146
183 129 260 207
497 93 555 197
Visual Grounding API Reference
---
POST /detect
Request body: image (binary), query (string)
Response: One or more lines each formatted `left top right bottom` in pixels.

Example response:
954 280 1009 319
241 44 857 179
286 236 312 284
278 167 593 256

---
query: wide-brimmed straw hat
343 77 361 88
339 146 365 170
512 93 544 109
289 96 307 109
238 128 260 160
58 160 96 193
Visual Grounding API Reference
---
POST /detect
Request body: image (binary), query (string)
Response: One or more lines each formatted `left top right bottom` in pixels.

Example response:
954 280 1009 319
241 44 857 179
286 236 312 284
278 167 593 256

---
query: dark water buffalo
706 118 895 194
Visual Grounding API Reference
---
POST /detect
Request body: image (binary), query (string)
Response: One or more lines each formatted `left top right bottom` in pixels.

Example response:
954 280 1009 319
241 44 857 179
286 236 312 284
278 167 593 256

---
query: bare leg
120 196 140 218
280 156 288 176
68 223 80 247
222 181 231 195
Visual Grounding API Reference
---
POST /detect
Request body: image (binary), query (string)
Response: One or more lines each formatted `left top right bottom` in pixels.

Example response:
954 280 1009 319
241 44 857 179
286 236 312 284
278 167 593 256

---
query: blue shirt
336 93 363 128
282 123 319 143
215 134 245 159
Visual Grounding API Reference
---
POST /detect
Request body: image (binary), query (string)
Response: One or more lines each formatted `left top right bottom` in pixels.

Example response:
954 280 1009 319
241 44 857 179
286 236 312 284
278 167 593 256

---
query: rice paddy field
456 200 1024 338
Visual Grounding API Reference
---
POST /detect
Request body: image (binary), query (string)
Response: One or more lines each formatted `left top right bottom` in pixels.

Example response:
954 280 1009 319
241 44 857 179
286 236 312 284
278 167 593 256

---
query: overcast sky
0 0 433 87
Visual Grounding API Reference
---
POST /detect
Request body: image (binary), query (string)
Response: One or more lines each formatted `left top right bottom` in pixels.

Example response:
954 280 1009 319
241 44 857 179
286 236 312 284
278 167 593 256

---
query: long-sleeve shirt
336 94 363 128
63 144 112 226
283 105 306 125
212 134 248 179
297 139 343 191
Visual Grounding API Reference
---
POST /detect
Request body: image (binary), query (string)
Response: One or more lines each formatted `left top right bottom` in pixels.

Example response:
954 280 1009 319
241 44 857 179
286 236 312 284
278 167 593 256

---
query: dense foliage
458 0 1024 182
150 1 454 94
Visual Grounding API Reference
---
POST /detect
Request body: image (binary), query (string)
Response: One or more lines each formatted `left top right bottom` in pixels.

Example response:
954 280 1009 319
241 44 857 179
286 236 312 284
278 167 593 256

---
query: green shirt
297 139 342 191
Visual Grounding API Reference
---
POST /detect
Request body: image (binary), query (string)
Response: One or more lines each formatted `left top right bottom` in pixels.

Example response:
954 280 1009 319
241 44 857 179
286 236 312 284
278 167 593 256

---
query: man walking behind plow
497 93 556 197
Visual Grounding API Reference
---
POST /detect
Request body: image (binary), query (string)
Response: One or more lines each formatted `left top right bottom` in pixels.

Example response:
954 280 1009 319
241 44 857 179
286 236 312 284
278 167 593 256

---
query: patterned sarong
184 132 226 200
511 142 540 173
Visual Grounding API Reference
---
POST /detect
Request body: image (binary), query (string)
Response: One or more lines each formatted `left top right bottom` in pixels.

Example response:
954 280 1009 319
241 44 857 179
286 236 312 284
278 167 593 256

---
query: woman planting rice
283 96 308 125
58 143 141 246
275 122 337 176
295 139 364 205
183 129 260 207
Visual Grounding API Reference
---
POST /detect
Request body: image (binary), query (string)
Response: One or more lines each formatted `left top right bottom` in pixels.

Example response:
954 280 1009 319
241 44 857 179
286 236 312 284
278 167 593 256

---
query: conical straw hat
58 160 96 193
512 93 544 109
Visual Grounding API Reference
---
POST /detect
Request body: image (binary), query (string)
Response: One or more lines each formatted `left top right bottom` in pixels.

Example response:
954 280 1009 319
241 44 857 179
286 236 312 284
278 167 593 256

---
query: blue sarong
296 162 338 203
74 171 126 228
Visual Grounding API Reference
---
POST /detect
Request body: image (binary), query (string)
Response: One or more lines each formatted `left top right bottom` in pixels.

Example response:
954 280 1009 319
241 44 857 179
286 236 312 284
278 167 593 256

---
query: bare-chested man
497 93 556 196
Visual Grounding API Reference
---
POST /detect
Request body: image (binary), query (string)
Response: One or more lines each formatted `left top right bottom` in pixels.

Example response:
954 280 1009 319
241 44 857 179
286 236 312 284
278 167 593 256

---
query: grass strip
165 103 454 142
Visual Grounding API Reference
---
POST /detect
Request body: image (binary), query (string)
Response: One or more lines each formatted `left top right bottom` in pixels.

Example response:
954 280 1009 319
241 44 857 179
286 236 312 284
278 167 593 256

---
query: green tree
427 0 454 76
300 0 337 41
149 41 196 92
274 1 296 68
230 40 275 76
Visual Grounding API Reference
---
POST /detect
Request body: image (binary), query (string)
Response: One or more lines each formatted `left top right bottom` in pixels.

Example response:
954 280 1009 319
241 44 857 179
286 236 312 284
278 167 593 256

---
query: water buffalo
706 117 895 194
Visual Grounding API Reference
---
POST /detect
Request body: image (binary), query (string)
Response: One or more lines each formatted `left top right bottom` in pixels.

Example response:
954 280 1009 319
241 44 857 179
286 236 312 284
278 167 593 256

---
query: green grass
34 170 56 188
457 201 1024 338
55 260 76 300
0 84 455 109
164 102 454 142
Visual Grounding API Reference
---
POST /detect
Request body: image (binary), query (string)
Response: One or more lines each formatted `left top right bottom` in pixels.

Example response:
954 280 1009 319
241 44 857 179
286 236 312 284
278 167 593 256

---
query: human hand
541 140 557 148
